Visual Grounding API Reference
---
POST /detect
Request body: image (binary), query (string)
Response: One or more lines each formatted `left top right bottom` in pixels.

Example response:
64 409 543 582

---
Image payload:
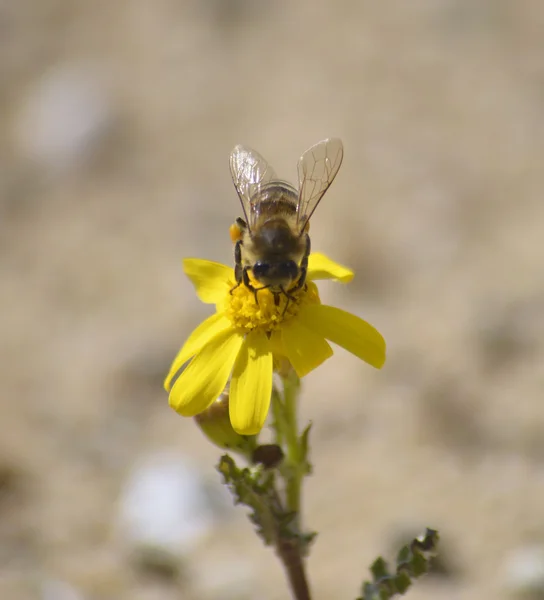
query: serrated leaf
299 422 313 475
396 545 410 564
358 528 440 600
370 557 389 579
410 551 427 576
393 572 411 594
217 454 279 546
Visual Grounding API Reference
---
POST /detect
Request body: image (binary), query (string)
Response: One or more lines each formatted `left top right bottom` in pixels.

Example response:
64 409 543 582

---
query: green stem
282 370 303 516
270 367 312 599
271 385 285 448
277 538 312 600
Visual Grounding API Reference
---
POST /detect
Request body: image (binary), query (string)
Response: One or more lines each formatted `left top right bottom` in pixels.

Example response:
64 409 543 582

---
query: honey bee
229 138 344 308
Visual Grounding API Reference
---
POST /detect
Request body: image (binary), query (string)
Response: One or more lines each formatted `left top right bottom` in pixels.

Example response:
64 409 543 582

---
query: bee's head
252 260 299 288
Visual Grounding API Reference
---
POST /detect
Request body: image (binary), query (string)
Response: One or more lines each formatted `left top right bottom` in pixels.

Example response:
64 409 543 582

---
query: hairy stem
276 368 311 599
277 538 312 600
283 370 303 520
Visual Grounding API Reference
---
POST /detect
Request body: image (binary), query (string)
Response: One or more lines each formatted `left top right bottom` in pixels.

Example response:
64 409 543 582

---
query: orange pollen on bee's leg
225 273 321 333
229 222 243 242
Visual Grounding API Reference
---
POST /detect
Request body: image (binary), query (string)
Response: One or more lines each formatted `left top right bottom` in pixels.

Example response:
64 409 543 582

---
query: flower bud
251 444 284 469
194 392 257 455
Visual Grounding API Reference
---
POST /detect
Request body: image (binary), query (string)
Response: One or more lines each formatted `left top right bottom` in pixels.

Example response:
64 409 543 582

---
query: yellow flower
165 253 386 435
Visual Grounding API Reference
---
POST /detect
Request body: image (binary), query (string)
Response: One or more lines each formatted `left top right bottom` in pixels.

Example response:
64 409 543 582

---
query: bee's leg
234 240 243 282
230 240 244 294
230 218 247 243
278 286 298 317
289 267 307 294
289 233 311 294
242 266 262 305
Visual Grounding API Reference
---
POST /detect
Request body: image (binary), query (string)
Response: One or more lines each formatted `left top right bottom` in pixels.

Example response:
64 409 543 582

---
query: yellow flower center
224 274 320 333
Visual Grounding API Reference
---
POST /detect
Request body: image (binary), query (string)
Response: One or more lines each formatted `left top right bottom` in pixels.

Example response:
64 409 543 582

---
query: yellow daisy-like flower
165 253 386 435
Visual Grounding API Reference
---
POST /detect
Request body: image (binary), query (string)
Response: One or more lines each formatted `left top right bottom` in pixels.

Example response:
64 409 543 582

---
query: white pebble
116 453 216 565
42 580 84 600
505 544 544 594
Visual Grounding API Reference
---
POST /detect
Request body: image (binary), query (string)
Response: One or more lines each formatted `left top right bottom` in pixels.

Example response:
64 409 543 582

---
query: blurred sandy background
2 1 544 599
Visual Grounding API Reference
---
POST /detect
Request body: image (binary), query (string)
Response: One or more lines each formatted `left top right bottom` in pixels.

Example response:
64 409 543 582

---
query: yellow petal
183 259 234 304
298 304 386 368
307 252 354 283
229 331 273 435
268 329 284 357
281 318 333 377
164 312 232 391
169 328 243 416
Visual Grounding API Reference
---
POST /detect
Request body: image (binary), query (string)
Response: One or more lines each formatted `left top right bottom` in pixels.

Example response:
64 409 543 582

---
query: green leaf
393 572 411 594
217 454 280 546
299 422 313 475
370 557 390 579
357 529 440 600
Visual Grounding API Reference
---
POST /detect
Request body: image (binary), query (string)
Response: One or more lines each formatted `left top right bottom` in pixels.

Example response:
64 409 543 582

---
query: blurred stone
0 463 23 506
14 64 114 175
417 377 486 459
505 544 544 598
477 297 544 371
131 546 184 582
116 453 217 575
194 0 274 28
113 344 177 406
0 462 38 568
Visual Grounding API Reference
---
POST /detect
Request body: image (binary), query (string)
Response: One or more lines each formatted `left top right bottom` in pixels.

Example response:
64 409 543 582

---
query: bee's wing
296 138 344 232
229 145 277 233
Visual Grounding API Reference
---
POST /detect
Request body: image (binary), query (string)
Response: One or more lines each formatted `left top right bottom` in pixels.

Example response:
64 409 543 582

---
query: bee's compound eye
252 262 270 279
281 261 299 279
